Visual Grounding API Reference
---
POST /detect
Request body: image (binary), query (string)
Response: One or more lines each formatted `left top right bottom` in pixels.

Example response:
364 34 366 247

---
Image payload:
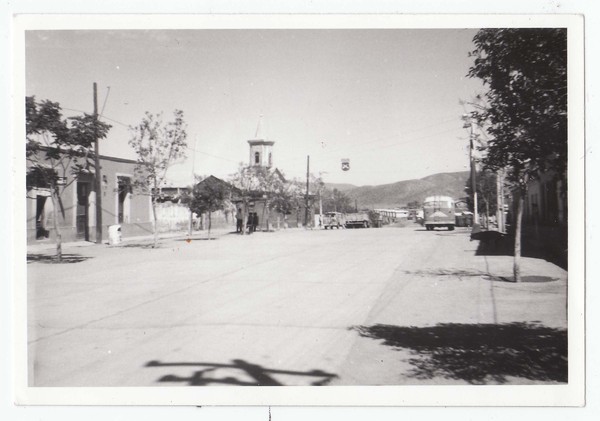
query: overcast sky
26 29 484 186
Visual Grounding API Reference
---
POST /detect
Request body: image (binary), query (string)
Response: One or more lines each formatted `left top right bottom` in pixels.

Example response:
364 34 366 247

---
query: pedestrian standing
236 207 243 233
247 213 254 234
253 213 259 233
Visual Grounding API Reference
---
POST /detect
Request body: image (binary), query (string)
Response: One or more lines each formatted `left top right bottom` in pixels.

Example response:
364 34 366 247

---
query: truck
322 212 345 229
344 212 371 228
322 211 370 229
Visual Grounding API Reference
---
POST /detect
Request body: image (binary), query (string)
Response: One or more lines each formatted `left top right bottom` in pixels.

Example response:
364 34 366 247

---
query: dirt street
26 224 567 386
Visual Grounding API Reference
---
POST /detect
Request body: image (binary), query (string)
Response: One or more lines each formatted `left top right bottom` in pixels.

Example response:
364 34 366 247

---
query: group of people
235 208 260 234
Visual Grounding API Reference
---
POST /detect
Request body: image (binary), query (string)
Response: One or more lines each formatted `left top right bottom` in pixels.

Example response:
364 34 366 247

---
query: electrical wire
58 104 470 172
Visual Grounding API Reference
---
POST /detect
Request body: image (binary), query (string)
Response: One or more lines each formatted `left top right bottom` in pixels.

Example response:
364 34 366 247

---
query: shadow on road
27 253 92 264
145 358 337 386
352 322 567 384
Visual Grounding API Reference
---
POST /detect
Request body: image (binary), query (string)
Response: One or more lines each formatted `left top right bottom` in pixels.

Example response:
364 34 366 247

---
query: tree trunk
50 192 62 262
241 199 247 236
265 200 271 232
513 190 525 282
207 211 212 240
151 197 158 248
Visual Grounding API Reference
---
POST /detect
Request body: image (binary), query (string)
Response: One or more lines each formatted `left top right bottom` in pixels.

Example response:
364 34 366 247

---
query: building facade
27 153 153 244
522 170 567 226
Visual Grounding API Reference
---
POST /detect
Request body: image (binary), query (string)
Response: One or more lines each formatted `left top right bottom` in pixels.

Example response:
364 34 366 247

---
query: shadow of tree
472 229 567 270
145 358 337 386
403 269 493 281
27 253 92 264
117 243 160 249
352 322 567 384
403 269 558 283
174 238 218 242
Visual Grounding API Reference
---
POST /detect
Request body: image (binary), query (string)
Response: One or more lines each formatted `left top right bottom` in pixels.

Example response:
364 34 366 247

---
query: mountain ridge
326 171 470 209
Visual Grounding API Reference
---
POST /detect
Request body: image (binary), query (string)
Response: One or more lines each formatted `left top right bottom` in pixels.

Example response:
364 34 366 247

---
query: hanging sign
341 158 350 171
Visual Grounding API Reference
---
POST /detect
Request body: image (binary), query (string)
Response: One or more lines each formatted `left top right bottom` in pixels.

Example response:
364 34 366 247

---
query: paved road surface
27 224 567 386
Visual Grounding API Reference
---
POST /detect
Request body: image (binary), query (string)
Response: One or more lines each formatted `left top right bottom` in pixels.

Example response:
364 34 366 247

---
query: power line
98 114 130 128
186 147 240 164
275 124 463 168
61 106 130 128
189 117 464 171
327 116 459 154
58 104 467 172
100 86 111 116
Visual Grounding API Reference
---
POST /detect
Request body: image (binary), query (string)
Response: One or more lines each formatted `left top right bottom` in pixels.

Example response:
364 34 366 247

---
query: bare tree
128 110 187 247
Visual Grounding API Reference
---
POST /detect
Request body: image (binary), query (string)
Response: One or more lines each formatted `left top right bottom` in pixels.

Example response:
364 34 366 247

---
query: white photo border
11 13 585 407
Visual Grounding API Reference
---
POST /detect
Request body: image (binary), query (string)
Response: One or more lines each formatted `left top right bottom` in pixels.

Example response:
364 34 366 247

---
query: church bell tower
248 115 274 168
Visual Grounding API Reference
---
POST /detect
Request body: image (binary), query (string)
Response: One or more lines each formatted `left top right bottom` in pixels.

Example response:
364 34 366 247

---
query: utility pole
188 136 198 237
304 155 310 227
468 119 479 226
497 168 505 233
318 189 323 227
93 82 103 244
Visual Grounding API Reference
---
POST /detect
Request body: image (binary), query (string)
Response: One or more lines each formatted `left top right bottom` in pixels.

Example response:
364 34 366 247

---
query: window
268 152 272 167
254 151 260 165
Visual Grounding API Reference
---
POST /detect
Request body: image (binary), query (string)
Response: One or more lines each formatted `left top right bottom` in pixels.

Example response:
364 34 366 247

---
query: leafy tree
467 28 567 281
322 188 354 213
255 167 288 231
129 110 187 247
271 180 301 217
406 200 422 209
229 165 296 232
309 174 326 222
26 96 111 261
188 176 230 239
464 169 498 228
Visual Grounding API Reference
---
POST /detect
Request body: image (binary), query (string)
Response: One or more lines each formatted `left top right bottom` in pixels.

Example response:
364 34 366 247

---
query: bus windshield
424 199 452 208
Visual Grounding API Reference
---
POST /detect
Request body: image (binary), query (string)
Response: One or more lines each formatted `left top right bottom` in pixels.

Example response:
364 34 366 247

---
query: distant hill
323 182 358 192
343 171 470 209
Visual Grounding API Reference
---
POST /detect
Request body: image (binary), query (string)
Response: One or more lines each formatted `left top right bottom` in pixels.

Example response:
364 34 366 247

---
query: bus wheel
448 225 455 231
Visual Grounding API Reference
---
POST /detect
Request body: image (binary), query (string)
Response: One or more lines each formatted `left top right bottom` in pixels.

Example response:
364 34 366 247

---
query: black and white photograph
7 10 590 410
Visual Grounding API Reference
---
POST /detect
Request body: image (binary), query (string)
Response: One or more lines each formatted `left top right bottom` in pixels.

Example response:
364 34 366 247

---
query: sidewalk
26 229 230 254
26 225 312 254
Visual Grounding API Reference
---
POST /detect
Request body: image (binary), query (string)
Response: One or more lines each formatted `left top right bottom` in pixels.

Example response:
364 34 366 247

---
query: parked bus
423 195 455 231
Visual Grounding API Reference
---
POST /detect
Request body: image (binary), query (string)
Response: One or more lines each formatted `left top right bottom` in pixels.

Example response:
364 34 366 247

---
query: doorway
35 195 49 239
76 182 90 241
117 176 131 224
